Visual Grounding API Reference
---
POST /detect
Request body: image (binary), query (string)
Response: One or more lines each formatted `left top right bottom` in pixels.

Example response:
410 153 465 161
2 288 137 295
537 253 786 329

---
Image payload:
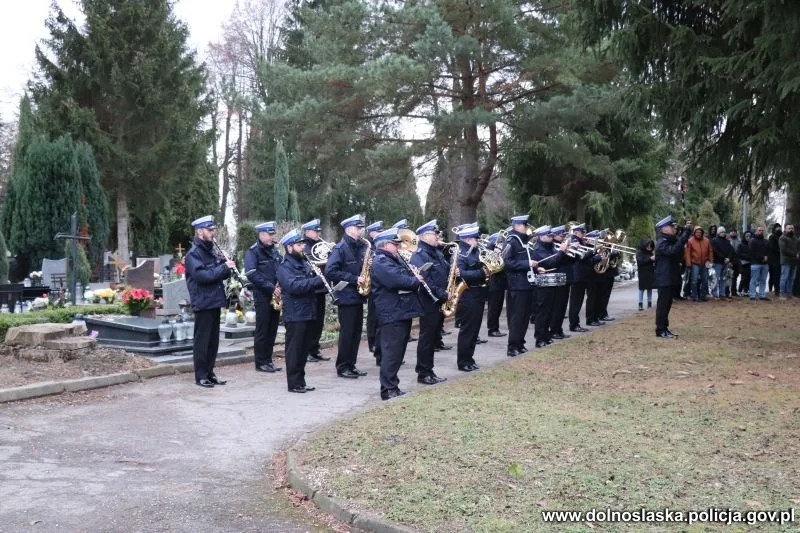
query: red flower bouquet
121 287 153 315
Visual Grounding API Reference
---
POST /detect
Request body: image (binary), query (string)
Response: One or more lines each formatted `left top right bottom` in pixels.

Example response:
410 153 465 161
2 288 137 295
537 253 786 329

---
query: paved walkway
0 284 639 532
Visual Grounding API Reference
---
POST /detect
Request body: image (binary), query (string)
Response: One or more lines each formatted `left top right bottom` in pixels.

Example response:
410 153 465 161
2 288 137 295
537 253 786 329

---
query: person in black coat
584 230 607 327
710 226 735 299
410 220 450 385
567 224 599 332
302 218 331 363
324 215 369 378
767 223 782 295
455 224 488 370
277 229 326 393
548 225 574 339
364 220 383 360
485 232 508 338
185 215 235 388
748 226 771 300
653 215 692 337
370 228 424 400
530 226 568 347
244 221 283 373
737 231 753 295
502 215 538 357
636 238 655 310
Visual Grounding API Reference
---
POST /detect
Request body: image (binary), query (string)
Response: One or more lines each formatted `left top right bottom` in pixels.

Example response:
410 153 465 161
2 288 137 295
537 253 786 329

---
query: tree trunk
116 190 130 268
219 108 233 223
234 106 244 224
786 183 800 224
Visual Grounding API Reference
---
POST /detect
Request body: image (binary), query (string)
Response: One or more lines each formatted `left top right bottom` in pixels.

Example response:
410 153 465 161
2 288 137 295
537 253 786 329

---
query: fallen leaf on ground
612 370 632 378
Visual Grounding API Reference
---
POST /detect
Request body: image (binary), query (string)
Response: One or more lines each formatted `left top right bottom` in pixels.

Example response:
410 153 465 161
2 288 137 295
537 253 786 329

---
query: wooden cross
54 212 91 306
175 243 185 257
107 253 127 284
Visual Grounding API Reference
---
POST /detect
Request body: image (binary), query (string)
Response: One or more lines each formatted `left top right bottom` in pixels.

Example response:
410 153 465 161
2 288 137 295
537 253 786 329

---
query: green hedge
0 304 127 342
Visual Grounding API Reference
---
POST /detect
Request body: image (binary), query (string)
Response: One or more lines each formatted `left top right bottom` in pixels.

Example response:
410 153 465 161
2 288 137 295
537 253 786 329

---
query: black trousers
416 310 441 377
568 281 587 329
655 287 674 333
285 320 313 390
367 294 377 350
455 300 466 327
506 290 532 350
769 263 781 293
738 265 751 294
534 286 556 342
335 304 364 372
193 308 221 382
598 276 614 318
585 281 600 323
529 286 539 323
379 319 411 395
487 290 504 331
253 298 280 367
549 283 570 335
457 298 485 367
308 293 326 356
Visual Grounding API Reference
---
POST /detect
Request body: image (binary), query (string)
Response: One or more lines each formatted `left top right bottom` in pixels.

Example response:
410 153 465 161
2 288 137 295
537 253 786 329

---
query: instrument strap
510 234 535 278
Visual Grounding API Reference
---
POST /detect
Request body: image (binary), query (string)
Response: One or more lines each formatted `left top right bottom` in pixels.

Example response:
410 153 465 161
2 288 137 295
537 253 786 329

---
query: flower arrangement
120 287 153 315
32 296 49 310
175 262 186 276
29 271 43 286
95 288 116 304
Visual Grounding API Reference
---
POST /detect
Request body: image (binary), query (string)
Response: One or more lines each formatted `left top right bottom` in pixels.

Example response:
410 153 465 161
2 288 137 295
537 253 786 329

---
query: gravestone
84 316 192 355
41 258 67 289
161 278 190 315
159 255 173 273
137 257 161 275
126 260 155 293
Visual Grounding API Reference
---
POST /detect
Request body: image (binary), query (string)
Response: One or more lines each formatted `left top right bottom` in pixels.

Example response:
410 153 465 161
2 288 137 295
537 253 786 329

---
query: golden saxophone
270 283 281 311
441 244 466 318
358 237 373 296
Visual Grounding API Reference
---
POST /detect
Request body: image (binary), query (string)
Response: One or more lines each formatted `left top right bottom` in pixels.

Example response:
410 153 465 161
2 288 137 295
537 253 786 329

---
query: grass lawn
296 299 800 532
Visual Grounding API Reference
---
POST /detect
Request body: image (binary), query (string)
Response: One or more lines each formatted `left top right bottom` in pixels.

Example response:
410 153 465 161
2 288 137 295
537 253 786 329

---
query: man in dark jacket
530 226 568 347
567 224 598 332
325 214 368 379
710 226 735 300
244 221 283 373
636 239 655 310
502 215 537 357
365 220 383 359
749 226 771 300
302 219 331 363
653 215 691 337
737 231 753 295
779 224 799 299
276 229 326 393
410 220 450 385
768 223 782 295
185 215 235 388
548 225 574 339
485 232 508 338
455 223 488 370
371 228 423 400
584 230 607 326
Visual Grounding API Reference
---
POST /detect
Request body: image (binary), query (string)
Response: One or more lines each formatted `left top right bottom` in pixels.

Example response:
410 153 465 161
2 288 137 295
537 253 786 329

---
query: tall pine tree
74 142 108 268
1 95 37 254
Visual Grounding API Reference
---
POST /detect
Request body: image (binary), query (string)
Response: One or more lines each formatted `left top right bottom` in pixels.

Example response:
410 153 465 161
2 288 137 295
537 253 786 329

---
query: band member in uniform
584 230 606 327
486 232 507 338
391 219 410 230
371 228 424 400
410 220 450 385
244 221 282 373
654 215 691 337
455 223 487 371
365 221 383 362
302 219 331 363
503 215 538 357
276 229 326 392
568 224 598 332
548 225 573 339
531 226 569 347
597 250 619 322
185 215 235 388
325 215 369 379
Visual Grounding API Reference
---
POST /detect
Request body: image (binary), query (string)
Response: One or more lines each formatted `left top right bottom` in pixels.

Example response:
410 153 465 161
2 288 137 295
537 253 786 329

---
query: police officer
597 250 619 322
302 219 331 363
584 230 606 327
244 221 283 373
486 232 508 338
325 214 369 379
530 225 569 347
371 228 424 400
503 215 538 357
276 229 326 393
410 219 450 385
185 215 235 388
365 220 383 361
455 223 487 371
654 215 691 338
568 224 598 333
548 225 573 339
391 219 410 230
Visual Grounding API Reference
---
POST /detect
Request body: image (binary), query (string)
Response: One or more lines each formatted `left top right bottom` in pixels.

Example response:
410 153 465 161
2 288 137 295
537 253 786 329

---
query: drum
535 273 567 287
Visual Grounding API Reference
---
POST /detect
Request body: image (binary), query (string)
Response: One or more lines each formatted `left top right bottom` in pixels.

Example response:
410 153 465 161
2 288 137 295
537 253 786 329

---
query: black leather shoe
307 355 320 362
458 365 475 372
519 345 528 354
587 321 606 326
208 376 227 385
418 375 439 385
488 329 507 337
476 338 488 344
647 302 652 308
600 316 615 321
467 364 480 371
535 340 547 348
196 379 214 388
665 328 679 337
303 385 316 392
507 349 520 357
368 345 374 353
375 357 382 366
256 363 280 373
570 326 589 333
381 389 405 401
550 333 571 340
351 367 368 377
288 386 307 393
432 375 447 383
434 343 453 351
545 339 554 345
337 370 360 379
656 330 675 338
309 353 331 361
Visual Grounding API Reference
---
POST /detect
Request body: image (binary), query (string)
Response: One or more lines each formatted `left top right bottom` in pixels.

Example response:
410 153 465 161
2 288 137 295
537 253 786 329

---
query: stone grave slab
220 324 255 339
126 260 155 293
161 279 190 315
5 323 87 345
84 316 192 355
41 258 67 289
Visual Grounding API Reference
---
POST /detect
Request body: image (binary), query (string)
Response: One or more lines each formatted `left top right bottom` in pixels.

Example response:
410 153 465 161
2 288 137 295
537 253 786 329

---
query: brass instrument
478 244 504 278
441 243 465 318
397 228 418 256
271 283 282 311
590 229 636 273
308 240 335 266
357 237 373 296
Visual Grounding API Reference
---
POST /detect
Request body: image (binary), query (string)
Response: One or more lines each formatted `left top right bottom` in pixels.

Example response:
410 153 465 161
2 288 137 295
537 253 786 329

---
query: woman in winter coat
636 238 655 310
737 231 753 295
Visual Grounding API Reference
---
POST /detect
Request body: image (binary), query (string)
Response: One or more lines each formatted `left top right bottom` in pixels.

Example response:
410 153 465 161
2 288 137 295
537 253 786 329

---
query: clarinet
212 240 249 287
398 252 438 302
307 260 340 303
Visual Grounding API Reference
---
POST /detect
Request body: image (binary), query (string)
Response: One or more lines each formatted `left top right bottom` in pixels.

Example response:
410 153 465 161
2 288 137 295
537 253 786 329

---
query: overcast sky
0 0 237 124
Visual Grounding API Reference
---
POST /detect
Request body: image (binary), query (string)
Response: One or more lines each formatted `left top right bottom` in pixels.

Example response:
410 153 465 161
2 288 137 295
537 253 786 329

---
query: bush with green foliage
0 231 8 284
0 304 126 341
64 241 92 290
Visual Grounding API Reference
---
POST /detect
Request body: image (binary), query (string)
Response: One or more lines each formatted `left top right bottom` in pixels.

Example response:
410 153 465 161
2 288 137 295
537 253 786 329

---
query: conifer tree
273 141 290 222
0 230 8 284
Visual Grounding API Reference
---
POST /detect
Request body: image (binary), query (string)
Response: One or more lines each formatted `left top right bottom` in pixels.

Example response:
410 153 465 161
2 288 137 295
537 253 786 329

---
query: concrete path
0 283 640 532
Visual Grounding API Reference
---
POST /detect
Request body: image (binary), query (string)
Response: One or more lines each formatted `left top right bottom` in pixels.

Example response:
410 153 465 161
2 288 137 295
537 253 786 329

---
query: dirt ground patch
296 299 800 532
0 344 158 388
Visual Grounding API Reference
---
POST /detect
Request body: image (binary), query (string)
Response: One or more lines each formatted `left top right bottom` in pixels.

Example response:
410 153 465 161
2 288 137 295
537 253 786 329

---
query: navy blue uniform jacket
276 253 326 322
185 237 230 312
371 249 423 326
244 241 281 303
457 241 488 302
530 240 565 272
502 230 535 290
324 234 368 305
654 229 691 288
410 241 449 312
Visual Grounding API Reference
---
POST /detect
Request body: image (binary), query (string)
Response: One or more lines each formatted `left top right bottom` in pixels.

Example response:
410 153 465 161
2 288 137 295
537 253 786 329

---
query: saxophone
441 245 466 318
270 283 281 311
357 237 373 296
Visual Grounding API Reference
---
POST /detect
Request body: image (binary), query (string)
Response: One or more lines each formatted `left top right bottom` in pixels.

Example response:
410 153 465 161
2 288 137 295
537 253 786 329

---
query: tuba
441 244 466 318
358 237 373 296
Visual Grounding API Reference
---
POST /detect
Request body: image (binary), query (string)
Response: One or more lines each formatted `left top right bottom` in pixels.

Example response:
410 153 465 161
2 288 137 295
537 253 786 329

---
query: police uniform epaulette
249 243 258 249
